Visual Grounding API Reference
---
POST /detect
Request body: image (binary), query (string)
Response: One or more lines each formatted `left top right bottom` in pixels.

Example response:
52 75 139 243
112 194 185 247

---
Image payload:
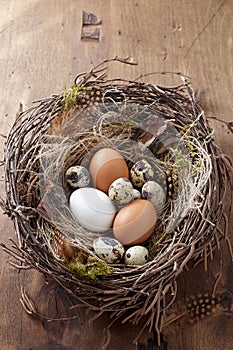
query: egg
132 189 141 200
89 148 129 193
65 165 90 188
124 246 149 265
93 237 124 263
113 199 157 245
142 181 166 213
130 159 154 187
108 177 133 206
69 187 116 232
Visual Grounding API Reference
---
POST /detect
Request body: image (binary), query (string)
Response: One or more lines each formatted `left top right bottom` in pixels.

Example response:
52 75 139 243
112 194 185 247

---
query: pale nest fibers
1 58 232 342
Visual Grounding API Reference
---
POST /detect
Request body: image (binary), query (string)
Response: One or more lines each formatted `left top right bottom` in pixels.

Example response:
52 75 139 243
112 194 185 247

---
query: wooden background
0 1 232 349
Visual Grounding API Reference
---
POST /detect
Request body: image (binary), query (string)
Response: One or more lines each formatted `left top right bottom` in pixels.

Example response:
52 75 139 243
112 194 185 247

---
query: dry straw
1 57 232 342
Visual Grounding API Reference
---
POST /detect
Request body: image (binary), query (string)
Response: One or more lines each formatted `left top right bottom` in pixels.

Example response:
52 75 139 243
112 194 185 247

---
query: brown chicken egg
113 199 157 245
89 148 129 193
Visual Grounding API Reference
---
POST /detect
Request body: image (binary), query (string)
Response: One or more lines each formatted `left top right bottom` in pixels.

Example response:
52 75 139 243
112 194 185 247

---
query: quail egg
142 180 166 213
93 237 125 263
108 177 134 206
124 245 149 265
132 189 141 200
66 165 90 188
130 159 154 187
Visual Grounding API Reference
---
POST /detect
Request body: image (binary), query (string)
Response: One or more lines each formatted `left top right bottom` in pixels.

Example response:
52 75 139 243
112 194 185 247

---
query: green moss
69 256 113 281
181 123 197 135
188 143 196 157
192 161 201 175
116 121 134 130
171 148 189 170
69 261 87 277
185 142 202 175
63 84 88 109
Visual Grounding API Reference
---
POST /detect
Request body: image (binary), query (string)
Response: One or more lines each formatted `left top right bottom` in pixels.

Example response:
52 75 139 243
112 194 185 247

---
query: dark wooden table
0 1 232 349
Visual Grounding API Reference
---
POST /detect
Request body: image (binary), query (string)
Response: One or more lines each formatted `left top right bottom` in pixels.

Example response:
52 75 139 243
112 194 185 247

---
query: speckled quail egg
66 165 90 188
124 246 149 265
142 180 166 213
132 189 141 200
130 159 154 187
108 177 134 206
93 237 125 263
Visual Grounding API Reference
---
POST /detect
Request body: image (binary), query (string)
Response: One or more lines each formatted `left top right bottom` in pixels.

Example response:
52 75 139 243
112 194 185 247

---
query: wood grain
0 1 232 349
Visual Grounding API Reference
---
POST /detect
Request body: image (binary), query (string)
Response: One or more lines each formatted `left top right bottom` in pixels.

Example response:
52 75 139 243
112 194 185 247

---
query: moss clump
63 84 87 109
192 161 201 175
69 256 113 281
171 148 189 170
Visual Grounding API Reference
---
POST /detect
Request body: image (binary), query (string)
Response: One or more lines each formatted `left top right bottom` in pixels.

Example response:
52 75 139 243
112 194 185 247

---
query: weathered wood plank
0 1 232 349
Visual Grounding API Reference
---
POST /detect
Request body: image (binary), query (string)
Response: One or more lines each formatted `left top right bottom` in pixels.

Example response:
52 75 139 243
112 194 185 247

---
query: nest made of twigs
2 58 232 341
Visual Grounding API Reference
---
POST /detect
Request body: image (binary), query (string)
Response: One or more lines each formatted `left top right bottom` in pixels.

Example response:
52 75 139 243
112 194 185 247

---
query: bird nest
2 58 232 341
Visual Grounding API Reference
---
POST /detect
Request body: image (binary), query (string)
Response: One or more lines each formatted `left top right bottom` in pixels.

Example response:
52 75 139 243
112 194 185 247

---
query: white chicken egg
142 180 166 213
130 159 154 187
93 237 125 263
108 177 134 206
124 245 149 265
69 187 116 232
66 165 90 188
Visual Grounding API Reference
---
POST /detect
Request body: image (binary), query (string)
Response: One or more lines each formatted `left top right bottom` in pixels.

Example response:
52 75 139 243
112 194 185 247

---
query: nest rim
2 58 232 339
